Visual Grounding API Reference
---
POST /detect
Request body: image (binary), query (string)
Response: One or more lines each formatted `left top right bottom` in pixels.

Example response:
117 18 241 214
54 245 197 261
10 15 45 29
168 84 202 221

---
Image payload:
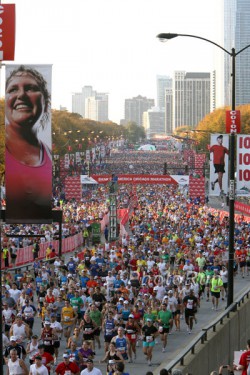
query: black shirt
142 324 158 341
4 344 26 359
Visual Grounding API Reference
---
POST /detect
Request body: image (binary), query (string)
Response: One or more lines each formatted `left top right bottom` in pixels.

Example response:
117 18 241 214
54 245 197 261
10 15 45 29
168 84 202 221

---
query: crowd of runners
90 150 186 175
2 181 250 375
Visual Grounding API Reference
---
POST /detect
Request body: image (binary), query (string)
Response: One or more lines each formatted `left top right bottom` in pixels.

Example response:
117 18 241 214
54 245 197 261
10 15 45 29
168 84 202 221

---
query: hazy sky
2 0 224 123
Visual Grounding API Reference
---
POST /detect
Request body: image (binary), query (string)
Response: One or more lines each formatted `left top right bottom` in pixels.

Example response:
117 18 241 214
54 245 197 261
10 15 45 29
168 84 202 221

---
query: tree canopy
173 104 250 151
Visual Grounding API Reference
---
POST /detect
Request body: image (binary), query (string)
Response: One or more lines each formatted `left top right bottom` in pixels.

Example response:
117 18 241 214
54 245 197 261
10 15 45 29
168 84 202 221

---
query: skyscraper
173 71 211 131
85 93 109 122
165 88 173 134
156 75 172 109
143 108 165 139
224 0 250 106
72 86 96 118
124 95 154 126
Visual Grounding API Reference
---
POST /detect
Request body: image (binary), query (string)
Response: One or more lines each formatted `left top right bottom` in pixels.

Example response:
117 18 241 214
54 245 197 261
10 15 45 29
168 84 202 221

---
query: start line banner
92 174 181 184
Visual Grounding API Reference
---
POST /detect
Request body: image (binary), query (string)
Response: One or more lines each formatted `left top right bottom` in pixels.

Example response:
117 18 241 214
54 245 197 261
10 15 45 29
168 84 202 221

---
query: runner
183 289 198 334
210 272 224 311
141 318 158 366
61 300 77 340
157 302 173 352
111 327 130 361
125 314 141 362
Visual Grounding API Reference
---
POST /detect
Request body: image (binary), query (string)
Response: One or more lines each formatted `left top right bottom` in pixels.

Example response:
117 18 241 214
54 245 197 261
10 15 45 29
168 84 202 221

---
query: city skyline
1 0 223 123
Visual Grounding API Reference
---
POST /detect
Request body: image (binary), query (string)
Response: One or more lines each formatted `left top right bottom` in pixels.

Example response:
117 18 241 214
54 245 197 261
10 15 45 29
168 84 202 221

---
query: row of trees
173 104 250 152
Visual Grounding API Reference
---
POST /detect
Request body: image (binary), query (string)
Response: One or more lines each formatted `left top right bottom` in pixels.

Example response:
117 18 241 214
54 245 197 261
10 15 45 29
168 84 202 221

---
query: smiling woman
5 64 53 224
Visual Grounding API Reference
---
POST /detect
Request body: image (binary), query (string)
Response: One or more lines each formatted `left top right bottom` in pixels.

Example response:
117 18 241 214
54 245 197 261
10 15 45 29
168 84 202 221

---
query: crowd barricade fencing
1 233 83 270
208 208 250 223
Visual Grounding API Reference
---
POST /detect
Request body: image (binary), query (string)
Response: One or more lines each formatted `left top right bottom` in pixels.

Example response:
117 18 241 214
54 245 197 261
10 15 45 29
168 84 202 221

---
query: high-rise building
157 75 172 109
72 86 96 118
173 71 211 130
142 107 165 139
224 0 250 106
165 88 173 134
124 95 154 126
85 93 109 122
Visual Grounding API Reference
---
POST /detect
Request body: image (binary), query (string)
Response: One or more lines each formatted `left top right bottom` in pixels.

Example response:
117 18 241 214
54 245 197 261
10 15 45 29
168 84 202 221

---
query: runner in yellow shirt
61 300 76 339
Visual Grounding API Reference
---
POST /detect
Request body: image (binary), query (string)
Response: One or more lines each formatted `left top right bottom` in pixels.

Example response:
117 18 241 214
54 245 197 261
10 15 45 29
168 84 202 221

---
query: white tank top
28 342 39 359
13 324 26 341
8 358 24 375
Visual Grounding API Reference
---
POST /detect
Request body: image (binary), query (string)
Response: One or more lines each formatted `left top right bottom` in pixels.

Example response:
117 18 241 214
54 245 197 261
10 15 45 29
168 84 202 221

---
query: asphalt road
5 249 249 375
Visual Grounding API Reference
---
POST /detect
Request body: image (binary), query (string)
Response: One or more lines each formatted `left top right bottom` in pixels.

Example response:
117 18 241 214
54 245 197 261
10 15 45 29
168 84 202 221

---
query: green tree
125 121 146 143
194 104 250 151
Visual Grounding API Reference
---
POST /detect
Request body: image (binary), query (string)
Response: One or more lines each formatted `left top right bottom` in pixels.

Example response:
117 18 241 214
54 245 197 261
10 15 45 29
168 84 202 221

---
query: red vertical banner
5 64 53 223
226 110 241 133
0 4 16 61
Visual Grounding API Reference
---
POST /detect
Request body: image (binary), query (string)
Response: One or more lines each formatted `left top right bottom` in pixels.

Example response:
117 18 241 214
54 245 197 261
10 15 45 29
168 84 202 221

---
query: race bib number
146 336 153 342
118 346 125 352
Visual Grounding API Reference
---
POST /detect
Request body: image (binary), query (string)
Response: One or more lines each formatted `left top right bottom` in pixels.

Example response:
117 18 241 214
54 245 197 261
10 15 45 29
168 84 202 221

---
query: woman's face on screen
5 72 45 129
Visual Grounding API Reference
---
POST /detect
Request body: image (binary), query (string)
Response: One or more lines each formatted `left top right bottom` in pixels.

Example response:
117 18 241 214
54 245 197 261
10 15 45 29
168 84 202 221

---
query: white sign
236 135 250 196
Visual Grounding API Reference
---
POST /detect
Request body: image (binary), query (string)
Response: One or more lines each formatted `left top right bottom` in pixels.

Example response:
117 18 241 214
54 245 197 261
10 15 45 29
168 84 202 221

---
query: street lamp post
157 33 250 307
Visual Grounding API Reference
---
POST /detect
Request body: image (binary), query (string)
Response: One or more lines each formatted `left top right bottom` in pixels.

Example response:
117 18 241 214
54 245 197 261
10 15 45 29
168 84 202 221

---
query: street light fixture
157 32 250 307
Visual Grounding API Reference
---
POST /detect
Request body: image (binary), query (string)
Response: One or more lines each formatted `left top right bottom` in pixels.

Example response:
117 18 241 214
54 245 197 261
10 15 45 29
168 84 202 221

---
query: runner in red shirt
237 248 248 278
55 353 80 375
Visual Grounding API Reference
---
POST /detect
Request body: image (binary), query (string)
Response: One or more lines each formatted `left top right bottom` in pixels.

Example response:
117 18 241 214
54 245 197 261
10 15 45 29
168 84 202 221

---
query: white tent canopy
80 175 98 184
138 144 156 151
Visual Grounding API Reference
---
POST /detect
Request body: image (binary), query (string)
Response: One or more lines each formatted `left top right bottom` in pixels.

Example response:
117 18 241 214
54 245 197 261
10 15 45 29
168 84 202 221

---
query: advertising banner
5 64 52 223
236 135 250 196
235 201 250 215
92 174 179 185
75 152 81 165
0 4 15 61
209 134 229 196
226 110 241 134
100 145 106 157
64 154 70 169
86 149 90 161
